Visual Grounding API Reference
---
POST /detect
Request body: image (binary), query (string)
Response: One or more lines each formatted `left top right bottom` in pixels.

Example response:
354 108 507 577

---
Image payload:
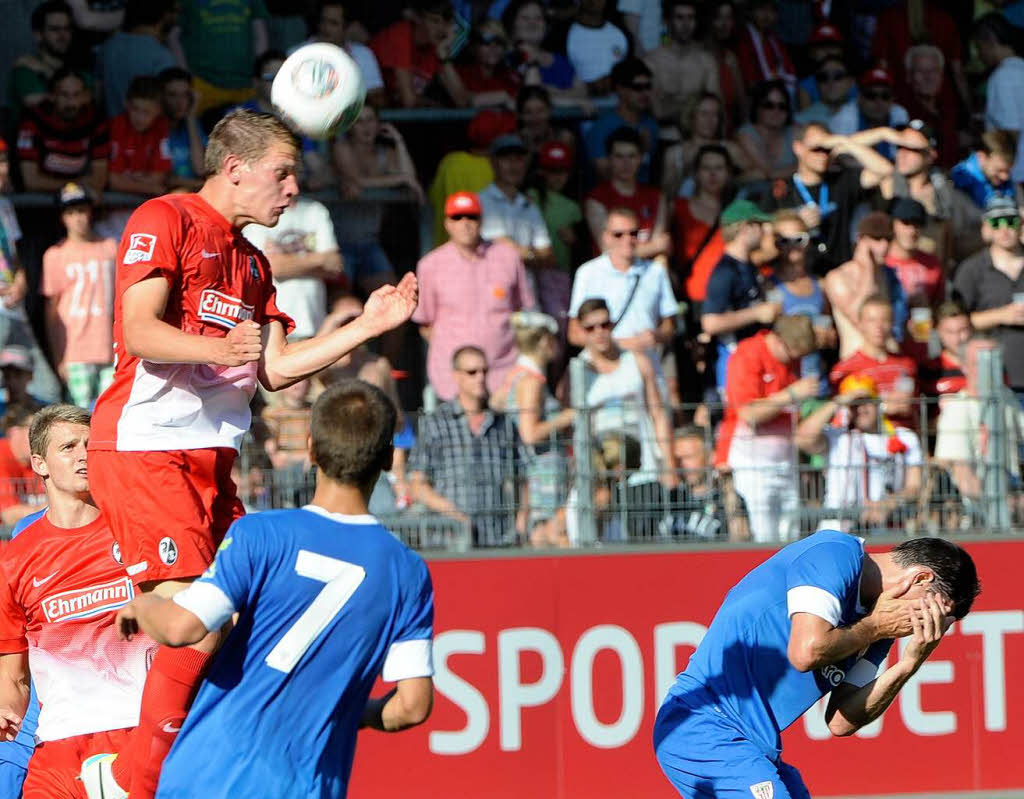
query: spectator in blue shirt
160 68 207 191
583 58 660 184
951 129 1022 211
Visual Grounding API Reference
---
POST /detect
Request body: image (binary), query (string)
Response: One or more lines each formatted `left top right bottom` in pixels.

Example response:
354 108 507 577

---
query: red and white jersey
90 193 295 453
0 513 155 742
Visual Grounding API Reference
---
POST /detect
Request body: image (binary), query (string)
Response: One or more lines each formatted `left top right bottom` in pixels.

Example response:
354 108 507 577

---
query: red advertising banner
350 541 1024 798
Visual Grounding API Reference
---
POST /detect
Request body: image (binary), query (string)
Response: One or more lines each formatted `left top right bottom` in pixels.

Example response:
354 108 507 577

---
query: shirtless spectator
823 212 906 359
644 0 719 130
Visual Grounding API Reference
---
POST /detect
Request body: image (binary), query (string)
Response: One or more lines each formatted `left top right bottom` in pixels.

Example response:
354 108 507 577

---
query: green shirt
527 188 582 273
179 0 269 89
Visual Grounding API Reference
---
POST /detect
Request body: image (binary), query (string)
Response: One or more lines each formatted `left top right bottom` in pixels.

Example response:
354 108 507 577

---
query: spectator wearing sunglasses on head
953 196 1024 399
830 68 909 160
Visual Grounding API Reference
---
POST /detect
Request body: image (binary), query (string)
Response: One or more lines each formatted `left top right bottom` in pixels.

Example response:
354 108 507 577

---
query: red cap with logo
538 141 572 170
859 66 894 88
444 192 482 217
810 24 843 44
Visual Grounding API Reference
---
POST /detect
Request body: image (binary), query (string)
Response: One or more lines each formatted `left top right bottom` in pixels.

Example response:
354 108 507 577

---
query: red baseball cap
444 192 482 217
538 141 572 170
809 24 843 45
859 66 893 88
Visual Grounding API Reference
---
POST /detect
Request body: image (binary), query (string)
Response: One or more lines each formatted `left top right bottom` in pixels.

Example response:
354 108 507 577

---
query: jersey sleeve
785 537 864 627
173 520 256 632
842 638 893 688
381 553 434 682
117 199 183 290
723 343 761 408
0 559 27 654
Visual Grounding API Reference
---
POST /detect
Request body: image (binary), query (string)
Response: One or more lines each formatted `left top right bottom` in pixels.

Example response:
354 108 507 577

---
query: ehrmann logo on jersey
199 289 255 329
42 576 134 622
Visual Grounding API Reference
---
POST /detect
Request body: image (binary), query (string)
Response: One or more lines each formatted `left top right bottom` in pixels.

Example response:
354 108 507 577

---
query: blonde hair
511 311 558 356
204 109 300 177
773 210 807 230
29 403 90 458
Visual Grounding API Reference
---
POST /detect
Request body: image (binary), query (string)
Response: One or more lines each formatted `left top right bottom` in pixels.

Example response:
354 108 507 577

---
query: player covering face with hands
81 110 418 799
654 532 979 799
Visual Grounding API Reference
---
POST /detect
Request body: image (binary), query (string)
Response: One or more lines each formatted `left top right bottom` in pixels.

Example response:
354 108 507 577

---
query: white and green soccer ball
272 42 366 140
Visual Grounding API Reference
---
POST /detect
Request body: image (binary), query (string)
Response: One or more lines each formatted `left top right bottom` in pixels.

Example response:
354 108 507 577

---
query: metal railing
226 351 1023 551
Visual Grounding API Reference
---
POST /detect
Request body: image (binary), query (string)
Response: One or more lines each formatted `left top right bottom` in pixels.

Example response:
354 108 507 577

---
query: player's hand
115 602 141 641
213 320 263 367
361 273 419 336
0 709 21 742
900 590 955 668
865 575 919 640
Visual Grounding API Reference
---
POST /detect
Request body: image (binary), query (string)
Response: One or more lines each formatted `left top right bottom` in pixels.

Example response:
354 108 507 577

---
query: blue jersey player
109 380 435 799
654 531 980 798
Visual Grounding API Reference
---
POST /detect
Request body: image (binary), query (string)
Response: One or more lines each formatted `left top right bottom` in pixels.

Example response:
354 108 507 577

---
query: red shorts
22 727 132 799
88 448 245 584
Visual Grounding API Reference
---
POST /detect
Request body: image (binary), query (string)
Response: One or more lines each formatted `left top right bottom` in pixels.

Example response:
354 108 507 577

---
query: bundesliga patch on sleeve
124 233 157 264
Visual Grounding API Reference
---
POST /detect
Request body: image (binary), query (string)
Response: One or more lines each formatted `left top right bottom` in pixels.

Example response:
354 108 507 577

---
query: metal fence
228 350 1022 551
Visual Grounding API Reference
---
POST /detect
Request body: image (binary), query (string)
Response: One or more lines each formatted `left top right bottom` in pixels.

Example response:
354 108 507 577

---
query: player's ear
306 435 316 467
223 153 245 185
909 567 935 590
29 453 48 480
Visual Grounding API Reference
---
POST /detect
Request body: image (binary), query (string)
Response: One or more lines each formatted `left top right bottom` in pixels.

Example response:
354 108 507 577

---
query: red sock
113 645 213 799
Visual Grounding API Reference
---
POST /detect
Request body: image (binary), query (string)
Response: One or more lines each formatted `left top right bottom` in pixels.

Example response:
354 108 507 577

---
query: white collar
302 504 378 526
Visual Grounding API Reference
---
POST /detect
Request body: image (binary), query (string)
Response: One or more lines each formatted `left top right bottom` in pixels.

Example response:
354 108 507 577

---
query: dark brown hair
310 380 396 487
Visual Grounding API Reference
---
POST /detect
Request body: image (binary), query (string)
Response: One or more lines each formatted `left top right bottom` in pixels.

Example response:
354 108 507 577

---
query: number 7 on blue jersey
265 550 367 674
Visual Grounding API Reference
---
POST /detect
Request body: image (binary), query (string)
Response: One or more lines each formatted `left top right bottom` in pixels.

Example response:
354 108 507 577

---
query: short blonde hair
204 109 300 177
773 210 807 230
29 403 90 458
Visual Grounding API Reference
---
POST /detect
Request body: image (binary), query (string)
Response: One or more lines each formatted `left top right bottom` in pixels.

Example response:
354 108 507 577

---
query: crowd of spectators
0 0 1022 547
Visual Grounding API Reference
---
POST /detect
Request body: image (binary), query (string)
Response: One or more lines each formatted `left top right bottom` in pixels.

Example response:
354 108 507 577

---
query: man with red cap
830 67 909 159
413 191 536 401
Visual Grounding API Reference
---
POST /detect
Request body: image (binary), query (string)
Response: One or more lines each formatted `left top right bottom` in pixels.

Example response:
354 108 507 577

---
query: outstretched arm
259 273 418 390
825 592 952 735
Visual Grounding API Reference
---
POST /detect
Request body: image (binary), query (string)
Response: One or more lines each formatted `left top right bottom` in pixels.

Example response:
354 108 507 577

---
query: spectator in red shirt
585 126 669 258
370 0 466 108
457 20 520 109
719 314 819 542
108 75 171 196
17 67 108 195
735 0 795 97
885 197 943 308
0 403 44 526
920 301 973 396
829 294 919 429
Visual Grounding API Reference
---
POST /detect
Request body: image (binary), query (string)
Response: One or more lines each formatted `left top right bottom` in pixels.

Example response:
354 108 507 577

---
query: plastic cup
909 307 932 343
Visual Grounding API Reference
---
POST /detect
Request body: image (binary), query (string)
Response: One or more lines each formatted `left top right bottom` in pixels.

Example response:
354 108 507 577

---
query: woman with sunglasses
737 79 797 182
768 212 836 390
573 298 678 499
456 20 521 110
661 92 749 199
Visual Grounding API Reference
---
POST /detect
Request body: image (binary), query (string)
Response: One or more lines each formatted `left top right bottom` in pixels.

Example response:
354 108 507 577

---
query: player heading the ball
81 109 418 799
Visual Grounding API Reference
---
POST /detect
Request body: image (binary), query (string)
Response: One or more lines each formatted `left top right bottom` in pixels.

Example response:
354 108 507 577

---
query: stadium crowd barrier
228 381 1024 550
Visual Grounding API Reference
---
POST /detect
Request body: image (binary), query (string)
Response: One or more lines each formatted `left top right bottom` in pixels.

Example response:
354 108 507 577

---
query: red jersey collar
190 192 238 240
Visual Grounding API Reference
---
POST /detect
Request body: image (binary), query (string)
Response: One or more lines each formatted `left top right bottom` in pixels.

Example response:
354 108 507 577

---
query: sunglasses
776 232 809 248
816 69 848 83
609 229 641 239
583 319 614 332
448 213 480 221
458 367 489 376
809 145 831 155
761 100 788 111
987 215 1021 229
862 89 892 101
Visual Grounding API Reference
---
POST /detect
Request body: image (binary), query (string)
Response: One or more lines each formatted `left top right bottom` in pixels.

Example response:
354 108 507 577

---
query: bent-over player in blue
653 531 980 798
112 380 435 799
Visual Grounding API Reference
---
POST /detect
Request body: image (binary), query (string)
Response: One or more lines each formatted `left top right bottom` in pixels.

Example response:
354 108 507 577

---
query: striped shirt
408 401 522 547
17 101 109 180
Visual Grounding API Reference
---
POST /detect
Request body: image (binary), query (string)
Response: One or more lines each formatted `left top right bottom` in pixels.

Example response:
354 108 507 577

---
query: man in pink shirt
414 191 536 400
41 183 117 408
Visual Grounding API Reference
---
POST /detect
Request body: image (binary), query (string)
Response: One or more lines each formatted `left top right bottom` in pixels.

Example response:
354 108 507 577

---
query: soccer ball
271 43 366 140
